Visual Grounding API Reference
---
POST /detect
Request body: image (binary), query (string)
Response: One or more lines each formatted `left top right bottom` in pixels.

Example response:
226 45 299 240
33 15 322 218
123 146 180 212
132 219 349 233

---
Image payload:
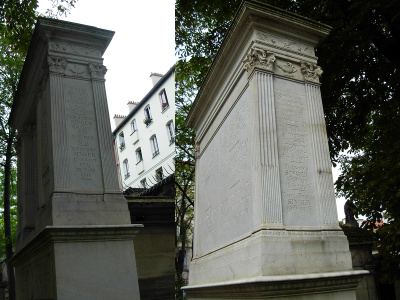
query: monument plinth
10 18 141 299
185 1 366 299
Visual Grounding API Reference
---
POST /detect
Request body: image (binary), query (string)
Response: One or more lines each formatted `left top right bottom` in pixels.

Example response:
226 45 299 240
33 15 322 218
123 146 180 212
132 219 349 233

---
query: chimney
150 72 163 86
127 101 138 112
113 114 126 128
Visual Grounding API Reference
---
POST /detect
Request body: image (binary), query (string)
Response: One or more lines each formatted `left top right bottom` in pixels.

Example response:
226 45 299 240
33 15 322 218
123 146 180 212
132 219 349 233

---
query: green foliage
176 0 400 283
46 0 77 18
0 164 17 259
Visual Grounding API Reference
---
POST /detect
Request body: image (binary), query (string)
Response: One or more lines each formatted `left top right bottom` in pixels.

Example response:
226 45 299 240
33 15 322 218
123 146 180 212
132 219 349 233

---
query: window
131 119 137 132
159 89 169 111
166 120 175 144
136 148 143 163
155 167 163 182
119 132 125 150
150 135 159 157
144 105 152 126
123 159 130 178
140 178 147 188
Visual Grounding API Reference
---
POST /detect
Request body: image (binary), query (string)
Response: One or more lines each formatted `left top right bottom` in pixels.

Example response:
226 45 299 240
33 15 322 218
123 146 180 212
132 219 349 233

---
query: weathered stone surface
10 18 141 299
185 1 366 298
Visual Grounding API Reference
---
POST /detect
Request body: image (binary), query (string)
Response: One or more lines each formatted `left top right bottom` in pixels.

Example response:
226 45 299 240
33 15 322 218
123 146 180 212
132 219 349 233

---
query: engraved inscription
65 86 98 181
197 92 252 254
275 83 315 220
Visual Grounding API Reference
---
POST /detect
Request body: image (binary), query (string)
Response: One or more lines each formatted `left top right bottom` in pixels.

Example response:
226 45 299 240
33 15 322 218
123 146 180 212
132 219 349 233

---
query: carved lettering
275 85 315 218
65 86 99 181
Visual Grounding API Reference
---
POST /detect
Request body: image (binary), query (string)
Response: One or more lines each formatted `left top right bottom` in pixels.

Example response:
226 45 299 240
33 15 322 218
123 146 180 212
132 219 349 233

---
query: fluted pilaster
92 79 120 193
250 70 283 227
305 83 338 226
49 73 70 191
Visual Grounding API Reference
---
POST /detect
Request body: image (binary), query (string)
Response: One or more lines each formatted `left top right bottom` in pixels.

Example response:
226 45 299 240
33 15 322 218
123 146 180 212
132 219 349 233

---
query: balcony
144 118 153 127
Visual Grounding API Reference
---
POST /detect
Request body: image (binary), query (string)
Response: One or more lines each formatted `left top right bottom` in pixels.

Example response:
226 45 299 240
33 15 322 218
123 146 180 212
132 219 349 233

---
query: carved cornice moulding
254 31 317 61
10 18 113 129
49 42 102 58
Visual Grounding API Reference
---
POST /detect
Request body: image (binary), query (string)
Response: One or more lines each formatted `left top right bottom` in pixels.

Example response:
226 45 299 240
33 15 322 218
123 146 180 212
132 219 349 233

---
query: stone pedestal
185 2 366 299
342 226 378 300
126 177 175 299
10 18 141 299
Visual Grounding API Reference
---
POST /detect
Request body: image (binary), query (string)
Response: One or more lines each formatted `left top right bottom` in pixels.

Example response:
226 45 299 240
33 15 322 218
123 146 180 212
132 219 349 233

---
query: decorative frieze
277 61 297 77
68 64 86 76
243 47 276 73
255 31 315 58
49 41 102 58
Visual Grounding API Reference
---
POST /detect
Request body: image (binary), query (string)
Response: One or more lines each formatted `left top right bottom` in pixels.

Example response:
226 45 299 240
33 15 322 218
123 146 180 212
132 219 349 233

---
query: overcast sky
38 0 175 130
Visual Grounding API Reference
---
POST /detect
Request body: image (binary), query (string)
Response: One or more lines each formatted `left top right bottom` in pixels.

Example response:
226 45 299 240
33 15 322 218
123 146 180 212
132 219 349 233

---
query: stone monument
9 18 141 299
185 1 367 299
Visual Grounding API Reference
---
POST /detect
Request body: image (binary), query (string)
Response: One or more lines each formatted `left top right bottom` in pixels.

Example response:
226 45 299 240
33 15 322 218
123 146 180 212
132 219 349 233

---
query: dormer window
144 105 152 126
159 89 169 111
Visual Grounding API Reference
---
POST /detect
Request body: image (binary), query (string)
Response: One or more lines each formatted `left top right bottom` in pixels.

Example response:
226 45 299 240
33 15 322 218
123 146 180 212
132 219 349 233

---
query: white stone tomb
185 2 367 299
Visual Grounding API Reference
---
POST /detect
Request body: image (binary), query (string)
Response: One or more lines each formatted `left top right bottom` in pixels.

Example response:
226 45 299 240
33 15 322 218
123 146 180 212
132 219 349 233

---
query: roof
123 173 175 197
112 64 175 135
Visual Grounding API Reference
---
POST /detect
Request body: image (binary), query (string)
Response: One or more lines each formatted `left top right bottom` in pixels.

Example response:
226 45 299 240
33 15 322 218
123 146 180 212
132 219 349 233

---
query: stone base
184 271 366 299
188 229 357 285
11 225 142 300
128 200 175 300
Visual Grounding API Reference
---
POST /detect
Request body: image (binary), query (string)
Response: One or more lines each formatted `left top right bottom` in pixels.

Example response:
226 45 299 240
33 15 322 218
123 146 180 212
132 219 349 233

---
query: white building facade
113 66 175 191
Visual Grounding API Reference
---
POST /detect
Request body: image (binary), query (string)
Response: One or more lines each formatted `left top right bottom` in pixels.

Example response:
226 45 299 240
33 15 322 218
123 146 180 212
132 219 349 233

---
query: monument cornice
186 0 330 130
9 18 114 129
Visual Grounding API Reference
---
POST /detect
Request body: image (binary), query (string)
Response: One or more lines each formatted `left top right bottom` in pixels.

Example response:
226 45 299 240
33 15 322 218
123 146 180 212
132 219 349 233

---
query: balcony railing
144 118 153 126
152 150 159 158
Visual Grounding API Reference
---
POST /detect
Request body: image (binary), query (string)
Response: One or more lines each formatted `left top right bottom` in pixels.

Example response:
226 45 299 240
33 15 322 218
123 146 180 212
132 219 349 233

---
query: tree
176 0 400 283
174 1 240 296
0 1 77 297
